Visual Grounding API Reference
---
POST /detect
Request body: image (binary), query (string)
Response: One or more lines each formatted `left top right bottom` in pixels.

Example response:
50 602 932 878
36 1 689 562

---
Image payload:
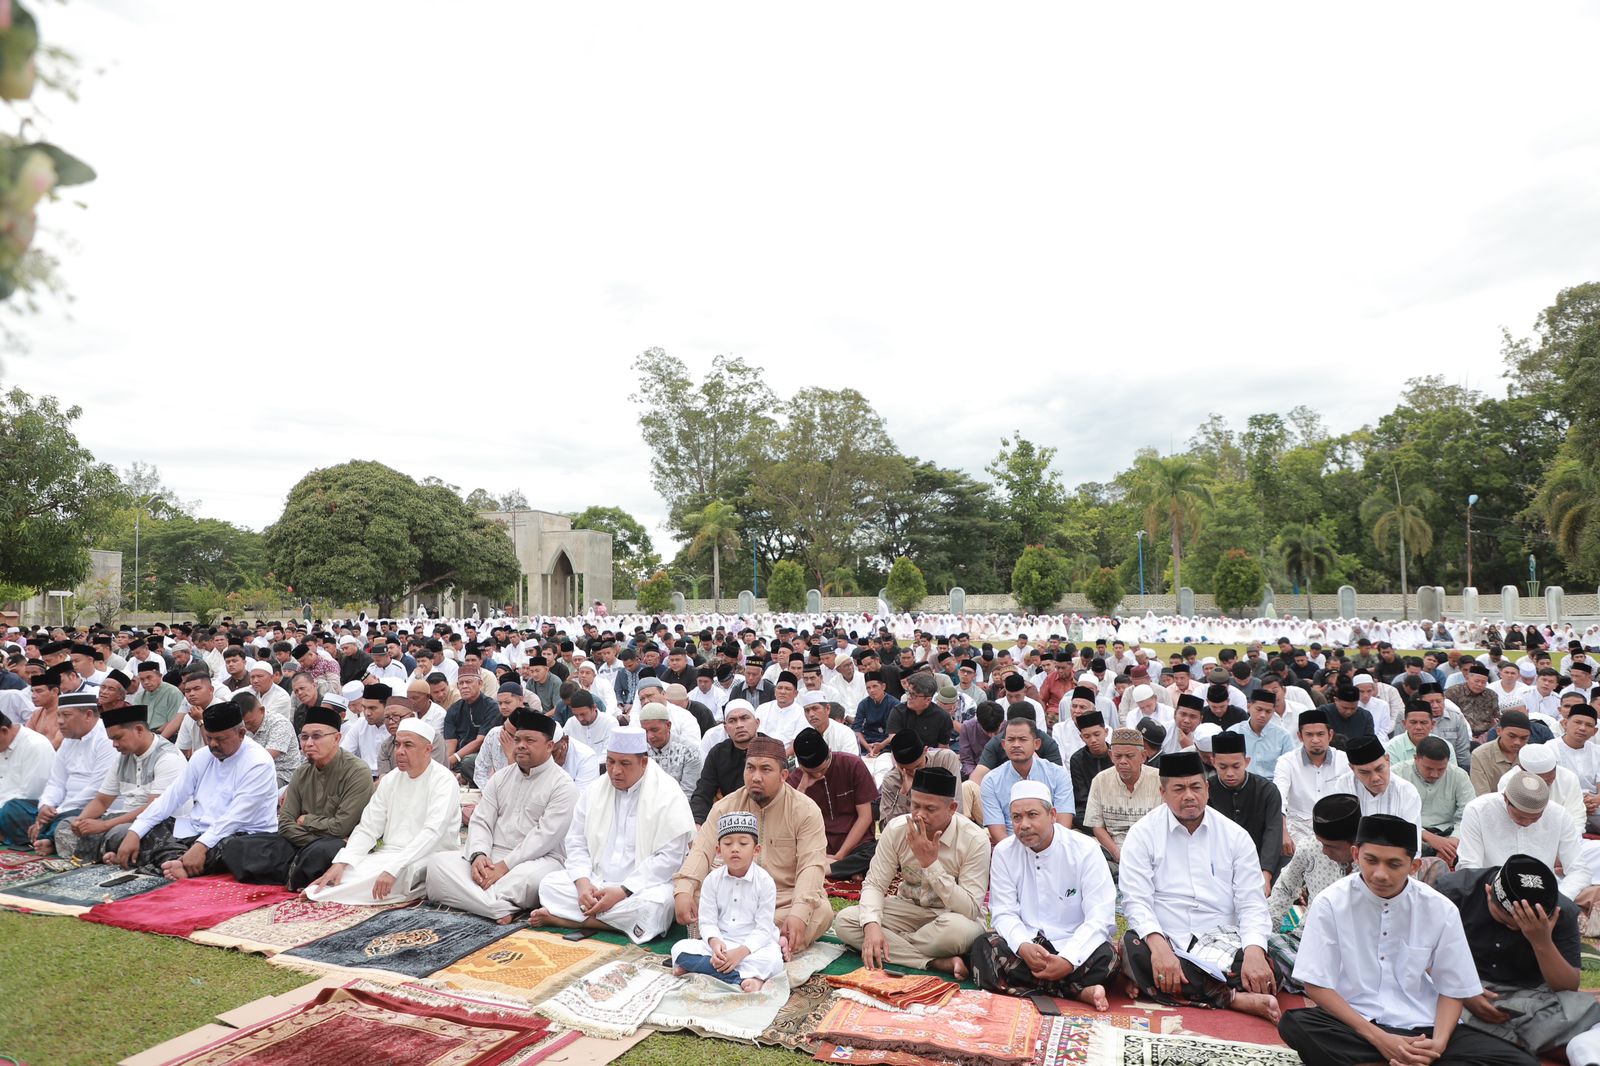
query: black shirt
1432 866 1581 984
885 703 956 748
1201 705 1248 731
1320 701 1376 744
444 694 499 744
1069 746 1112 825
691 740 748 824
1207 772 1284 877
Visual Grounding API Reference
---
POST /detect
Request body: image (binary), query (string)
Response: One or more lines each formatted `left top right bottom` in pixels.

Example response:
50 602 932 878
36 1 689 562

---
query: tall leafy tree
1278 524 1337 618
1126 454 1213 593
0 387 122 590
986 434 1068 555
683 500 741 609
1362 485 1435 615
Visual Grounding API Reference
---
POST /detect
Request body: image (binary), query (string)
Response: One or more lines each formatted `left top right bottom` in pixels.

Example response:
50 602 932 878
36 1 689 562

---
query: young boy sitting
1278 813 1537 1066
670 811 784 991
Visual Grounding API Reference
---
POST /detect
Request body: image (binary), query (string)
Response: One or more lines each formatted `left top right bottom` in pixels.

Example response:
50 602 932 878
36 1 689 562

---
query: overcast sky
6 1 1598 554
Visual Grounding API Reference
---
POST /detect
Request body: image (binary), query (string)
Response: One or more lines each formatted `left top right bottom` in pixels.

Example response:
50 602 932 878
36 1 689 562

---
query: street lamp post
1465 494 1478 589
1135 530 1146 597
131 491 159 616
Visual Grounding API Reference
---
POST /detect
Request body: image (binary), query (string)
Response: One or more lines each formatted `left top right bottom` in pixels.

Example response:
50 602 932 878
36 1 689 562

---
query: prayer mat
532 956 682 1039
648 968 794 1041
824 967 960 1010
825 877 863 900
813 1042 963 1066
192 896 410 955
813 988 1043 1066
0 847 41 869
161 984 576 1066
432 928 624 1004
1088 1027 1303 1066
82 874 299 938
0 863 167 916
271 903 519 982
756 974 839 1051
1583 937 1600 972
0 855 58 890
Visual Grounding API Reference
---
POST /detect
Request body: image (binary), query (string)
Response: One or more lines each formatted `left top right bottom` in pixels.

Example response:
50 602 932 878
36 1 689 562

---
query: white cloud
5 0 1597 557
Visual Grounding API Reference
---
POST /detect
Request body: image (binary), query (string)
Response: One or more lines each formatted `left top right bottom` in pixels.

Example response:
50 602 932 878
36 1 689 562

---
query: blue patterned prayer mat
271 903 518 980
0 864 168 914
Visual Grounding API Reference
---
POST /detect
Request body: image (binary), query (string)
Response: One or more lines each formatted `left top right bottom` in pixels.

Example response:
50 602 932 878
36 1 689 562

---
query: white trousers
424 853 564 920
305 852 428 905
539 872 674 943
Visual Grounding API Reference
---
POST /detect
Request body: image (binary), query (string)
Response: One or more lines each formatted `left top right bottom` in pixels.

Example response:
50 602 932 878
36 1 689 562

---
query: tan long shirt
860 811 990 925
278 748 374 848
674 784 829 931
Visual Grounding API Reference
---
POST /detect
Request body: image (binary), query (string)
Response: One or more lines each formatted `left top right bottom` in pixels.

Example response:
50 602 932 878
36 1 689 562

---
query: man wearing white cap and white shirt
572 660 616 716
1457 771 1590 900
1123 684 1174 734
532 725 695 943
549 720 600 792
1496 743 1585 829
246 660 293 719
1545 703 1600 832
799 691 857 757
307 717 461 903
1350 675 1392 740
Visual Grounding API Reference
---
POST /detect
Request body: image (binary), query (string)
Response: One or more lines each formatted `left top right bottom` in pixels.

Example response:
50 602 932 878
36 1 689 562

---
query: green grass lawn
0 910 811 1066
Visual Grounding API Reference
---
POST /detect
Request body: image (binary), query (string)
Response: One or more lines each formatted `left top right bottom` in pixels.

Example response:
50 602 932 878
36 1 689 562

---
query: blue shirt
980 756 1073 831
854 695 899 746
1227 718 1295 778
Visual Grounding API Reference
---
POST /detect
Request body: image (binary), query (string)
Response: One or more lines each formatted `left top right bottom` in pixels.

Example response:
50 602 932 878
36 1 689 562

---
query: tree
635 570 673 614
885 556 927 612
1080 567 1125 617
86 578 122 627
0 387 122 590
765 560 806 612
684 500 741 610
463 487 529 512
1126 454 1213 593
986 434 1068 552
631 348 776 528
1278 524 1337 619
265 461 519 615
181 582 229 626
115 515 267 612
872 457 1004 592
821 565 861 596
1528 445 1594 580
1011 545 1069 614
571 505 658 597
1362 484 1435 616
1212 549 1265 616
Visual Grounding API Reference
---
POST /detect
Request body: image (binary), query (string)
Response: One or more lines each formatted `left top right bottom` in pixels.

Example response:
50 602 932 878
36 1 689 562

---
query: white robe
308 759 461 904
670 861 784 981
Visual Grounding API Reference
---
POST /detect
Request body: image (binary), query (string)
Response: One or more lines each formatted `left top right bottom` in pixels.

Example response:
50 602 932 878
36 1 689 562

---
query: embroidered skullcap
718 811 759 840
637 703 671 722
1159 750 1204 778
799 690 829 707
1075 711 1104 731
304 705 342 731
397 717 435 742
1345 735 1386 766
406 678 431 696
605 724 646 755
59 691 98 709
1193 723 1222 752
1130 684 1154 702
202 700 243 731
794 727 829 769
1298 708 1330 729
1495 853 1558 912
1355 814 1418 855
911 766 958 798
1210 729 1246 756
320 693 349 712
1505 771 1550 814
362 682 392 703
1176 693 1205 713
1518 744 1557 774
1312 793 1360 842
889 730 925 765
745 733 787 764
101 705 148 728
1010 780 1053 808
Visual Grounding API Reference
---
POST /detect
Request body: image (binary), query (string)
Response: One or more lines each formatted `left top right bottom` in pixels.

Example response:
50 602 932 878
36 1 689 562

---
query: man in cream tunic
426 710 577 921
307 718 461 904
532 725 694 943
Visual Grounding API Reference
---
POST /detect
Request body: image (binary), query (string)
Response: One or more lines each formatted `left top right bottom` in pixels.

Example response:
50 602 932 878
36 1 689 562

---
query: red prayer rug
81 874 298 938
161 984 576 1066
813 988 1043 1066
0 848 40 869
825 877 864 900
824 968 960 1010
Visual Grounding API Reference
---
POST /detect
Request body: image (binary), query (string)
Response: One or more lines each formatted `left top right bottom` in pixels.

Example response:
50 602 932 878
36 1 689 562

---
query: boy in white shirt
670 811 783 991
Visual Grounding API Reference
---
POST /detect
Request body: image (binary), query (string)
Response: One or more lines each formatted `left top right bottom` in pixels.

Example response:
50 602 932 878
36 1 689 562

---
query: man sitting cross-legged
426 710 576 922
1119 750 1283 1022
533 725 694 943
971 780 1119 1009
834 766 990 980
53 704 184 863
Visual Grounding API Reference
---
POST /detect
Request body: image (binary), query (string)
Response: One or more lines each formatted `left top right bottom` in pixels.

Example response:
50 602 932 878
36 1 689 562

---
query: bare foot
1076 984 1109 1011
741 978 765 992
928 955 969 980
1230 991 1281 1022
673 965 687 977
496 912 519 925
527 908 551 927
161 860 189 881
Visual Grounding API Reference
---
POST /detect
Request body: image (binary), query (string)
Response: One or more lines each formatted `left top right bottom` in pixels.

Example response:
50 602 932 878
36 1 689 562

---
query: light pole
1135 530 1146 597
1465 494 1478 589
131 490 159 615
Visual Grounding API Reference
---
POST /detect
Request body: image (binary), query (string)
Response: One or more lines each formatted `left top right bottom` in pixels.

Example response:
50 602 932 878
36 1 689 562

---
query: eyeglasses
299 731 338 742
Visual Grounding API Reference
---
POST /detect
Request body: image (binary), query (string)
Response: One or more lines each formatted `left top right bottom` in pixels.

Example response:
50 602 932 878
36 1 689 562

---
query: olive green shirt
279 747 374 848
130 682 186 730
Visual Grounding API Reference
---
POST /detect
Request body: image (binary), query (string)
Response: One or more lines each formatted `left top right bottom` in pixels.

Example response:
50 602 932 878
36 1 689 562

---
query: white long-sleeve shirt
131 737 279 847
469 757 577 867
1272 745 1352 822
1456 791 1591 898
989 826 1116 965
1547 737 1600 793
38 721 117 812
698 860 781 957
1119 805 1271 952
1293 872 1481 1031
333 759 460 877
1354 775 1422 851
563 775 691 893
0 726 55 806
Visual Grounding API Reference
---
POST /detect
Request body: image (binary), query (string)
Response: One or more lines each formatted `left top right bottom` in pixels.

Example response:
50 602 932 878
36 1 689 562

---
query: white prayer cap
341 680 365 702
576 660 597 674
607 724 648 755
722 698 755 718
338 635 359 647
550 721 565 743
320 693 349 712
1352 674 1374 687
1201 656 1217 666
1518 745 1557 774
1519 658 1537 677
1009 781 1053 807
638 703 672 722
1193 723 1223 752
397 717 435 742
799 691 828 707
247 660 274 674
1131 684 1154 702
1075 673 1099 690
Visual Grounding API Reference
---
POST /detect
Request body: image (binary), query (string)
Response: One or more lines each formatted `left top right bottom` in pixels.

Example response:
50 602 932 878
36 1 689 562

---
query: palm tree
1361 484 1435 619
1278 523 1336 618
684 500 741 611
1127 454 1213 593
1530 450 1591 560
821 566 860 597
